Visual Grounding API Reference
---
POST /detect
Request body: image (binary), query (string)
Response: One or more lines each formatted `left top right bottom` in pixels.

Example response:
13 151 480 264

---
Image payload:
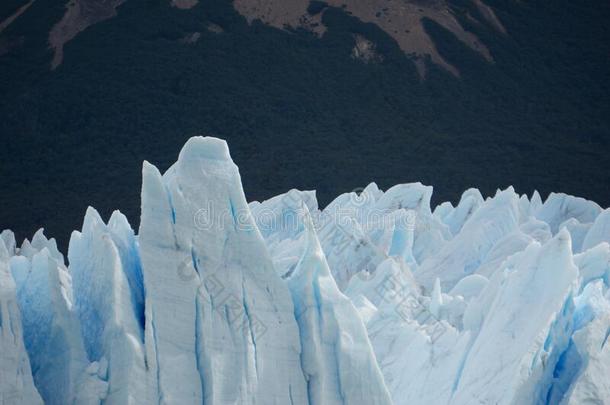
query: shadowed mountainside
0 0 609 251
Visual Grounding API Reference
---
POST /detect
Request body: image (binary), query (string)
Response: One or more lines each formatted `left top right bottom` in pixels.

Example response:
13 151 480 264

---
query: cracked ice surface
1 136 610 404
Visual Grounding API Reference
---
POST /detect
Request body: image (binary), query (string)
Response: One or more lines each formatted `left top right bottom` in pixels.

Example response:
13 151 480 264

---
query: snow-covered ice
1 136 610 404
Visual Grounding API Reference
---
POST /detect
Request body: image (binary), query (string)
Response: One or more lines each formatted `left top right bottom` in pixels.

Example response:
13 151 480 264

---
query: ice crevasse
0 136 609 405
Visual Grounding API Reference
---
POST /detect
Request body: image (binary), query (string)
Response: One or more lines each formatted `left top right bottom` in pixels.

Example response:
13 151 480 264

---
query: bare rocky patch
49 0 126 69
0 0 35 34
206 23 224 34
180 32 201 44
351 34 383 63
233 0 506 77
171 0 198 10
0 0 34 56
472 0 506 35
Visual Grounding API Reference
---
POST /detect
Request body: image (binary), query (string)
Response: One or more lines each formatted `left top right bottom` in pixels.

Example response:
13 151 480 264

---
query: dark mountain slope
0 0 609 250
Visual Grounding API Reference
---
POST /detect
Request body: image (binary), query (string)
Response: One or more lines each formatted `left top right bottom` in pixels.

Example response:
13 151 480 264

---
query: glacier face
1 136 610 405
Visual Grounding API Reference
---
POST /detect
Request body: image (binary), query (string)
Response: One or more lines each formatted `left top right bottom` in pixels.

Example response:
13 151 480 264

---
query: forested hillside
1 0 609 249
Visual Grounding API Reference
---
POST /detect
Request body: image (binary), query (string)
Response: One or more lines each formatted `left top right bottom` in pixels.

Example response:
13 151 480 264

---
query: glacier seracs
0 237 42 405
1 136 610 404
68 207 147 404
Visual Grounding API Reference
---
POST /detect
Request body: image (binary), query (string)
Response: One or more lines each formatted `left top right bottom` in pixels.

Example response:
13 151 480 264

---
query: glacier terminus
1 136 610 404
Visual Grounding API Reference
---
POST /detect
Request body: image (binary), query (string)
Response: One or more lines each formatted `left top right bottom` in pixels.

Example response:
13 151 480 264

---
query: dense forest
1 0 609 250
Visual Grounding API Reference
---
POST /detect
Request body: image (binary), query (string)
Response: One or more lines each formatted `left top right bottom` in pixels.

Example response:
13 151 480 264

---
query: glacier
1 136 610 405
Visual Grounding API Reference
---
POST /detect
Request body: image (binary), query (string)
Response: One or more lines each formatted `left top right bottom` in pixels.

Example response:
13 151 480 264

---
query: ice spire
139 136 308 404
0 241 43 405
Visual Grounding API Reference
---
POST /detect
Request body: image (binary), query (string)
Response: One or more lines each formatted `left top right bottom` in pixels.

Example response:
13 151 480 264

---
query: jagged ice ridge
1 136 610 404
